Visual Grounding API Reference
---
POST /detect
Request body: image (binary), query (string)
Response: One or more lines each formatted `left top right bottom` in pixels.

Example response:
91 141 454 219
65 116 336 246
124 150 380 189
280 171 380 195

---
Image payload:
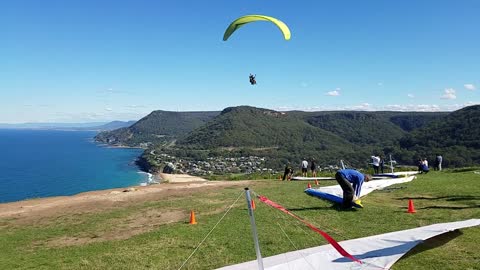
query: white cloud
105 107 113 111
441 88 456 100
382 104 441 112
125 104 146 109
464 84 476 91
349 103 371 110
274 103 479 113
96 88 130 96
407 94 415 98
326 88 341 96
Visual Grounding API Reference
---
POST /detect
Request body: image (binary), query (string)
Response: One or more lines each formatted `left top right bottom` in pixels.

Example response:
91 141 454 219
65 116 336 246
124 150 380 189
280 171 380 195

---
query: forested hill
169 106 451 168
95 110 219 146
175 106 364 166
297 111 448 146
96 105 480 168
179 106 350 148
399 105 480 166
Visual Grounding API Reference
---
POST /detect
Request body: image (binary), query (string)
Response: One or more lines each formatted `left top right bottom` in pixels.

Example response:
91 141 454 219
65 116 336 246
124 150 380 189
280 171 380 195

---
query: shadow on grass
333 230 463 263
400 230 463 260
288 204 360 212
417 205 480 210
396 195 480 202
287 206 337 211
376 187 408 192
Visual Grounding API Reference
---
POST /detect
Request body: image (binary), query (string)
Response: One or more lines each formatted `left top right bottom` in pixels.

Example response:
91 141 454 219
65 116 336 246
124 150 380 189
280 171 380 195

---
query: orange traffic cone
189 210 197 224
251 199 256 210
315 180 319 186
407 199 416 213
307 182 312 189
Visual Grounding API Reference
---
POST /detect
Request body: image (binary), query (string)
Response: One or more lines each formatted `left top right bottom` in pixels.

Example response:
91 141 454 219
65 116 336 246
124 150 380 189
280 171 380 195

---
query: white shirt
371 156 380 166
301 160 308 168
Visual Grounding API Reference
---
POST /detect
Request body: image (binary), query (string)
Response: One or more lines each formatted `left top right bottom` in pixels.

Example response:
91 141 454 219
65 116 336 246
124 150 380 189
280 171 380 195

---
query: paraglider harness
249 74 256 85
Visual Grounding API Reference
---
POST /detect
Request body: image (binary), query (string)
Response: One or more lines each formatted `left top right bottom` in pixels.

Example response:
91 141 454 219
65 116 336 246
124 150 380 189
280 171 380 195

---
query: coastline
0 178 245 220
0 171 210 208
93 141 146 150
93 139 155 184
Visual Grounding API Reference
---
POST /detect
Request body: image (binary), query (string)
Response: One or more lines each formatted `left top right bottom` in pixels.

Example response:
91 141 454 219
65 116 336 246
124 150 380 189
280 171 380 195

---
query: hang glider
305 176 416 205
216 219 480 270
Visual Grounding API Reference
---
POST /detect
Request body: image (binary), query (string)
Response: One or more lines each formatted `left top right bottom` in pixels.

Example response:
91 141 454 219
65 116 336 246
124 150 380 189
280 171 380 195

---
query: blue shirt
338 169 365 198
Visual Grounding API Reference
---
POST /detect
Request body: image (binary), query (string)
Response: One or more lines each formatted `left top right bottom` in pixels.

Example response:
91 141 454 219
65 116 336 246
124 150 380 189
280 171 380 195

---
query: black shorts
302 168 307 173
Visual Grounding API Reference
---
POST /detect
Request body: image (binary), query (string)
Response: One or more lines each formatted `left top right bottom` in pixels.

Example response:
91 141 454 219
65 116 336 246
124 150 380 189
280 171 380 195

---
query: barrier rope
254 192 389 269
275 221 317 270
177 191 244 270
256 195 362 264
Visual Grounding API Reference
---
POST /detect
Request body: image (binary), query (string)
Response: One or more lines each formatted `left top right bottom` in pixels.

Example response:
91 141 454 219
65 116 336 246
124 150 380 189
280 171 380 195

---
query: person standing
379 156 385 174
310 159 317 177
371 155 380 174
435 154 443 171
282 163 292 181
301 159 308 177
335 169 372 208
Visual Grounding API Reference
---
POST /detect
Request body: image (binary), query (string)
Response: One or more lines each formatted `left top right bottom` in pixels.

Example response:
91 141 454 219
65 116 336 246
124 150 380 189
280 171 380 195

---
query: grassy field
0 170 479 269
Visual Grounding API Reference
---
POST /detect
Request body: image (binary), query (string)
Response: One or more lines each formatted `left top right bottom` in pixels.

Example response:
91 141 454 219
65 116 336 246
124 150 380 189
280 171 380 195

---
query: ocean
0 129 148 203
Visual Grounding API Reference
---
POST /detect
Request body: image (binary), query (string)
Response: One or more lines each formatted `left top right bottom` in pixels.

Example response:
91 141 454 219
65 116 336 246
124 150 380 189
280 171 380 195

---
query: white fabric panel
313 176 416 199
291 177 335 181
217 219 480 270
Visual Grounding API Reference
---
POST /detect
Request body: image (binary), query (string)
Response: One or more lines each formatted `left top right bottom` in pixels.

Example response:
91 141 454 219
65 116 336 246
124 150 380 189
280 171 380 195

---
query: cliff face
135 154 154 173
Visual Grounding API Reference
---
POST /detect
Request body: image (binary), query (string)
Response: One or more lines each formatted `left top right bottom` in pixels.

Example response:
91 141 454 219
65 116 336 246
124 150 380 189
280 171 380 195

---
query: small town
151 152 346 176
153 153 279 175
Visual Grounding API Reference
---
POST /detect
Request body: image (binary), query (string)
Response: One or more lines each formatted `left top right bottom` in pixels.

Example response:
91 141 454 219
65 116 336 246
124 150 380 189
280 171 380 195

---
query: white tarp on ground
217 219 480 270
293 172 418 181
393 171 419 176
291 177 335 181
311 176 416 199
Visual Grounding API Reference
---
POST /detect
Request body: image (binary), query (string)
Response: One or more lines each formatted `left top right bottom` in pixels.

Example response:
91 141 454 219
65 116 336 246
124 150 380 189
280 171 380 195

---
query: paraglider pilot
335 169 372 208
249 74 256 85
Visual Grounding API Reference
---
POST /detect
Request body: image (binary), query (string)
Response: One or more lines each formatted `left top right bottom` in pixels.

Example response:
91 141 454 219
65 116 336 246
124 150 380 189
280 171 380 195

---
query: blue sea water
0 129 147 203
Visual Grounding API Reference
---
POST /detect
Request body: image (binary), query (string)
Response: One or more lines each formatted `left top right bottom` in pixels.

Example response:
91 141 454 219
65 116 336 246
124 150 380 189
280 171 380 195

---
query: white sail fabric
314 176 415 199
217 219 480 270
291 177 335 181
392 171 419 176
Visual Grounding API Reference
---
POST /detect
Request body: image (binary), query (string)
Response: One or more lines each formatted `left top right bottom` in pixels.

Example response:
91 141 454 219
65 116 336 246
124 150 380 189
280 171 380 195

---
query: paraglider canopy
223 15 291 41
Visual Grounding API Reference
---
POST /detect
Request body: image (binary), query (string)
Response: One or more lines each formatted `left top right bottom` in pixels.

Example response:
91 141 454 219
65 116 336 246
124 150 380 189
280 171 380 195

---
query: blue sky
1 0 479 123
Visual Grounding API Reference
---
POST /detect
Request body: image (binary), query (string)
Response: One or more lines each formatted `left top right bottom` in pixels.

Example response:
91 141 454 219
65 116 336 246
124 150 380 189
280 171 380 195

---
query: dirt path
0 180 251 223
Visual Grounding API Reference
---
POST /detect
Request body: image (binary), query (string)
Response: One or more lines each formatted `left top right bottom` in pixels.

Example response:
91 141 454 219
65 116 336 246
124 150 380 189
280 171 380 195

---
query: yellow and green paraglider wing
223 15 291 41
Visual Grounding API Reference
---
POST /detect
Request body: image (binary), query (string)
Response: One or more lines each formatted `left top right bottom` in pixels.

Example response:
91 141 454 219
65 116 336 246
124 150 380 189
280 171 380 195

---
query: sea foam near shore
138 171 160 186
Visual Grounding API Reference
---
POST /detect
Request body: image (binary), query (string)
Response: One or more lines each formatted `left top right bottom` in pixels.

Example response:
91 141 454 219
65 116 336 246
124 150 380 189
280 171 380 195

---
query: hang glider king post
245 188 264 270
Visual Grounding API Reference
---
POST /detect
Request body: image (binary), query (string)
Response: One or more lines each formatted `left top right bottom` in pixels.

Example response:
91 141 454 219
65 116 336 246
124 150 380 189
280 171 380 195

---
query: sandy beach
157 172 208 183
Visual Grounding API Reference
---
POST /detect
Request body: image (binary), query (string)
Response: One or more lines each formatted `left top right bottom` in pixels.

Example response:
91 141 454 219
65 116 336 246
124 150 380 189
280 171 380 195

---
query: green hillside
389 112 448 132
168 107 376 168
179 107 346 148
399 105 480 167
95 110 219 146
302 111 406 146
96 105 479 171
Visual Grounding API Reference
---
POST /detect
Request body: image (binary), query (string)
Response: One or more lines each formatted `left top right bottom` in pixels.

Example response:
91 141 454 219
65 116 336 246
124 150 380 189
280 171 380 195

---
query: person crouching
335 169 372 208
